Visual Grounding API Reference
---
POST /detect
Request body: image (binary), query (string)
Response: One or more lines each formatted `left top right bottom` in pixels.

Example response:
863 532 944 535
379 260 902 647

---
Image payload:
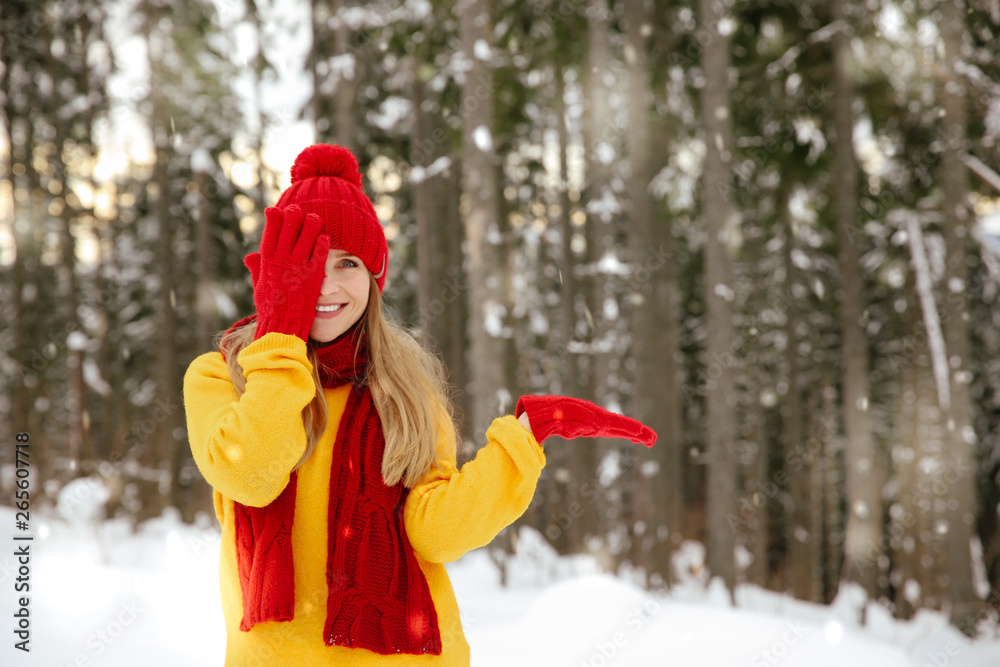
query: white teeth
316 304 345 312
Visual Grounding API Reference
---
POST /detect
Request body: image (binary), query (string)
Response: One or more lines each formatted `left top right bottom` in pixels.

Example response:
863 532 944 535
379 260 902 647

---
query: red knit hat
275 144 389 291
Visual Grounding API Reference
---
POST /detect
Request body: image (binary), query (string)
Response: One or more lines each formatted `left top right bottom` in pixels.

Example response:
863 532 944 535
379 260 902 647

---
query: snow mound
56 476 110 523
2 507 998 667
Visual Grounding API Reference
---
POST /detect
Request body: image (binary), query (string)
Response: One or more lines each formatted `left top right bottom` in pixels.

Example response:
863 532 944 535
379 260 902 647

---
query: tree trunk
832 0 880 604
457 0 508 444
0 70 30 447
331 0 358 151
75 13 110 470
581 0 618 570
58 173 90 476
891 295 919 619
741 209 771 589
94 223 127 519
915 348 948 611
412 62 435 342
439 159 471 449
48 26 93 478
700 0 739 596
808 383 828 600
152 141 175 519
3 51 51 504
820 375 843 603
310 0 332 141
144 21 178 519
938 0 981 634
783 217 817 601
744 343 771 588
624 0 683 586
551 63 591 555
194 170 216 352
246 0 274 214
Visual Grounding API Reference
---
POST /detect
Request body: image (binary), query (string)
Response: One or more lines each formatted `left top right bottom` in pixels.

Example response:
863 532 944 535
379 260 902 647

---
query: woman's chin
310 308 364 344
309 323 341 344
310 320 358 344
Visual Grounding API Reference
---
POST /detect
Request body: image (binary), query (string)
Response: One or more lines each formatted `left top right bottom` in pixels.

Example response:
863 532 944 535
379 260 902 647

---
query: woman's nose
320 273 340 294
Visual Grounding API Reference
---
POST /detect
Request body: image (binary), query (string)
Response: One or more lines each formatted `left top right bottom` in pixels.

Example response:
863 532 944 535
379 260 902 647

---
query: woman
184 144 656 665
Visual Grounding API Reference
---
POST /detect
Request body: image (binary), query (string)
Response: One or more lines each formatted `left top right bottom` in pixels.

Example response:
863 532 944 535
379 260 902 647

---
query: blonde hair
216 273 454 487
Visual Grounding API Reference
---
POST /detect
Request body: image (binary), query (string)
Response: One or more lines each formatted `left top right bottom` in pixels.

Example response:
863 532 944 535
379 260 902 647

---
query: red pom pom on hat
290 144 364 188
274 144 389 292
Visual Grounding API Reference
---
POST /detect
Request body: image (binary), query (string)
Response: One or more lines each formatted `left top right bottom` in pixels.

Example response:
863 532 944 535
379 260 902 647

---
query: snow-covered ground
1 500 998 667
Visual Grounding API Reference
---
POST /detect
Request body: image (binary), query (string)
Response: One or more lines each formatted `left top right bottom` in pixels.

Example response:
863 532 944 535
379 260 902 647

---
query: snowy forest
2 0 1000 657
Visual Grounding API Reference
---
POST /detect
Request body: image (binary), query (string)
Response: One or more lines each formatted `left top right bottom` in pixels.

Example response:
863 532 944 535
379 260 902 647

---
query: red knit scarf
225 317 441 655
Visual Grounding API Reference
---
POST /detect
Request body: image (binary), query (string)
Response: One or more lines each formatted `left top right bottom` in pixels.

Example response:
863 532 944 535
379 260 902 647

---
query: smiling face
308 249 371 343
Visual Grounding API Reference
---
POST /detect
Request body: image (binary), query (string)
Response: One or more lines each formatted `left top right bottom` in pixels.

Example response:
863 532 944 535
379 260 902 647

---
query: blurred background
1 0 999 642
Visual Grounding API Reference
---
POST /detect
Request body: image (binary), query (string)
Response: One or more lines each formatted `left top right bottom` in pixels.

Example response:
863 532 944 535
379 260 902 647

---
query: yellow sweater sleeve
403 415 546 564
183 332 315 507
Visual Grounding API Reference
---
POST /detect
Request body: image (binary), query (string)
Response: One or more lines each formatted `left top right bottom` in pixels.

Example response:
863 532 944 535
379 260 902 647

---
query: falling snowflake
473 125 493 152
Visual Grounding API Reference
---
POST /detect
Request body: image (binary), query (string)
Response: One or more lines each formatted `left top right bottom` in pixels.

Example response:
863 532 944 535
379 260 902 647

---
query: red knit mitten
244 205 330 341
515 395 657 447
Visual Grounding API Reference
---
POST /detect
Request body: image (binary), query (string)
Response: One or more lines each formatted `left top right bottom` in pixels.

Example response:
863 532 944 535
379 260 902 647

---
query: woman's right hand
244 205 330 341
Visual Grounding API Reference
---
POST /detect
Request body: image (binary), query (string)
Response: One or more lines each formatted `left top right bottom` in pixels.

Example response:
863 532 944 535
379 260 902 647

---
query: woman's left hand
515 395 657 447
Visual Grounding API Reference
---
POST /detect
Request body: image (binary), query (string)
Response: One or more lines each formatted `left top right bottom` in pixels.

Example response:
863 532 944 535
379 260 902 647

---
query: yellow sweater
184 332 545 666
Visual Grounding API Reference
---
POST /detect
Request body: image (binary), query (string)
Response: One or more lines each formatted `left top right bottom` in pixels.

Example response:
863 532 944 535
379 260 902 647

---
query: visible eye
339 258 359 269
